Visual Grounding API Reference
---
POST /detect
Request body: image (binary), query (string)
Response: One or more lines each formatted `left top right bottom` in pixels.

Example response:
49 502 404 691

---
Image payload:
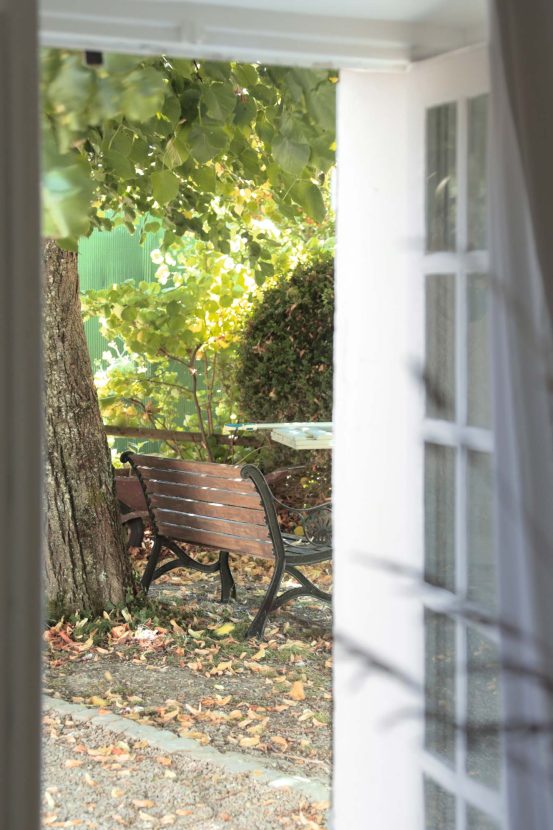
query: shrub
233 255 334 424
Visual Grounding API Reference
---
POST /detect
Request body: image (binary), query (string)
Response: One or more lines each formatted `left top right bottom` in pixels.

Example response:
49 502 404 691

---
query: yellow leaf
252 647 266 661
270 735 288 750
289 681 306 701
239 735 260 748
159 708 180 722
170 619 185 635
213 622 235 637
104 671 113 682
89 696 108 707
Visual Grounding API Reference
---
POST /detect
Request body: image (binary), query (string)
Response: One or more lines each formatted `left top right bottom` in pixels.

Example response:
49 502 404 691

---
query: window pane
425 610 456 764
467 627 501 789
468 95 489 251
425 443 456 591
467 273 491 428
467 451 496 610
424 776 456 830
426 274 456 421
467 804 500 830
426 102 457 252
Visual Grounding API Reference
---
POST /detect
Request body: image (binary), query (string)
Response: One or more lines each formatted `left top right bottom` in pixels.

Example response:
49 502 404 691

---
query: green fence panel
78 221 196 457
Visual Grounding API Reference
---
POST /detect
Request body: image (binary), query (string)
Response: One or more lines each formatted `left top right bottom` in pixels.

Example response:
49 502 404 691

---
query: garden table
224 422 333 450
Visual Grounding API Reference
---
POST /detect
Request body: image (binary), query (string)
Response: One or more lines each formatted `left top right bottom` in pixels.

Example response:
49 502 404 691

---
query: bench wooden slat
145 479 263 510
157 524 274 559
150 494 267 526
139 466 255 494
131 454 242 480
154 509 271 542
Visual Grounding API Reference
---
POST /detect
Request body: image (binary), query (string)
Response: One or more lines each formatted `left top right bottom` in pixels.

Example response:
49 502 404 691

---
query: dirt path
42 708 329 829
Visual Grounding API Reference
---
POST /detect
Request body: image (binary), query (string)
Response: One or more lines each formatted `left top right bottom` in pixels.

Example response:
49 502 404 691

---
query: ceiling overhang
40 0 487 70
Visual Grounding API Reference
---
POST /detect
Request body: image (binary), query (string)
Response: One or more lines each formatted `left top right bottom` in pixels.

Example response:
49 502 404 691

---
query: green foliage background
232 256 334 424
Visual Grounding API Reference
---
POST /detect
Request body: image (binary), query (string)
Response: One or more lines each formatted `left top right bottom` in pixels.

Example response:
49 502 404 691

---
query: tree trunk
43 239 134 616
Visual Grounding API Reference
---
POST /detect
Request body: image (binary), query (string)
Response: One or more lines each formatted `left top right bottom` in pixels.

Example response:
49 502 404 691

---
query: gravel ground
42 709 329 830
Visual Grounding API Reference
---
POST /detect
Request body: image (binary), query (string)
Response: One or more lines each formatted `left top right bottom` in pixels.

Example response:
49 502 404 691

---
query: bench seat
121 452 332 638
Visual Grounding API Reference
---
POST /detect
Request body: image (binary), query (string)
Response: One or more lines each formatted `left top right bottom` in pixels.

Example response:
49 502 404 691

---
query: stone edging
43 695 330 805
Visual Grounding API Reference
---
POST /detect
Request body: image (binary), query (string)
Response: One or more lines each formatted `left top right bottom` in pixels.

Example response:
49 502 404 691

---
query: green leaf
203 83 237 121
129 138 150 165
104 150 135 181
42 162 94 241
234 96 257 127
189 125 228 163
202 62 232 81
47 55 94 121
191 165 217 192
180 88 201 121
151 170 180 205
162 130 190 169
162 94 182 127
103 53 142 75
121 306 138 322
290 180 326 223
121 67 166 121
272 135 310 176
251 84 277 105
232 64 258 89
306 84 336 131
109 129 134 156
169 58 193 77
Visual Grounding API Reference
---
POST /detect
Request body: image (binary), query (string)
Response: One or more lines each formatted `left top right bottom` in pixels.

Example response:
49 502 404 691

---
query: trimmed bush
234 256 334 424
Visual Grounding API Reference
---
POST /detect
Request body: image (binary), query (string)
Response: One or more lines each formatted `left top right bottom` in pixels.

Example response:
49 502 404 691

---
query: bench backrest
121 453 277 559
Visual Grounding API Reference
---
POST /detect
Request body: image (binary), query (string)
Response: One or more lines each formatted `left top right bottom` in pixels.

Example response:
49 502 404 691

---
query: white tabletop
224 422 333 450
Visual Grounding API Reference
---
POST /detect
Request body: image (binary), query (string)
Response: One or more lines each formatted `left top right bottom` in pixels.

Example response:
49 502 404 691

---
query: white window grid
420 94 504 830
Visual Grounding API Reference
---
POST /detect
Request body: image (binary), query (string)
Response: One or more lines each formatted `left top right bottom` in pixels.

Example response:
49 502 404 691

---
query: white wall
333 69 425 829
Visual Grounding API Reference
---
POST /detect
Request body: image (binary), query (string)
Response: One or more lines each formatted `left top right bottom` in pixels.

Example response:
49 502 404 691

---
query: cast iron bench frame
121 452 332 638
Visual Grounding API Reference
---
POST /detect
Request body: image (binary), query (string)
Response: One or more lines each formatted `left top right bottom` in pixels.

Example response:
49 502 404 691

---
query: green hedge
234 256 333 424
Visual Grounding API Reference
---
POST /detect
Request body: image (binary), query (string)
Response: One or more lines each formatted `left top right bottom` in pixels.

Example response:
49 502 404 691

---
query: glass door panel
422 88 501 830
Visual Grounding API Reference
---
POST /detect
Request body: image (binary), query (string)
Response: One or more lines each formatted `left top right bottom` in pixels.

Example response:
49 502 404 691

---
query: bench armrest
272 497 332 544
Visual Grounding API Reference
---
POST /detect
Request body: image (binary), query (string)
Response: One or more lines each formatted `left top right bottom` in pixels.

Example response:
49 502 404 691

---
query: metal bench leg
219 551 236 603
246 554 285 640
141 536 162 592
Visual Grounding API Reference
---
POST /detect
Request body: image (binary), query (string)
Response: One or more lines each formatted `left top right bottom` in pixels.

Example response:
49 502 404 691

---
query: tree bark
43 239 134 616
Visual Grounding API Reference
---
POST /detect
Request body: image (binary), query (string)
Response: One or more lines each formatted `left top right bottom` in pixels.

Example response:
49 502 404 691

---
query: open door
334 45 502 830
411 48 503 830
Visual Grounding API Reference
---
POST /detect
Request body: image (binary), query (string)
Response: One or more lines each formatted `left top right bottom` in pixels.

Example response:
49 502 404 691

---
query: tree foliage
42 50 337 286
232 256 334 424
82 230 333 461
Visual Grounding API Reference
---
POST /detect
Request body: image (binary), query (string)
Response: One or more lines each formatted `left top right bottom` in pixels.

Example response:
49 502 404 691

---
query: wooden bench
121 452 332 638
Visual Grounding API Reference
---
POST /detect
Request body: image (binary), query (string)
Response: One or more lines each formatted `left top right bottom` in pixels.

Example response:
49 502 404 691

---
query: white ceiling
40 0 488 69
187 0 485 28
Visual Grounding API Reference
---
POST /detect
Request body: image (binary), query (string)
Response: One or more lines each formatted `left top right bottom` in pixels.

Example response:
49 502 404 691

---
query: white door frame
0 0 43 828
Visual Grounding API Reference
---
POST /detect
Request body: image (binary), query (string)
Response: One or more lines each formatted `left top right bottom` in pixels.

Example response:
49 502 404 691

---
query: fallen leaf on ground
239 735 260 748
289 680 306 701
155 755 172 766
